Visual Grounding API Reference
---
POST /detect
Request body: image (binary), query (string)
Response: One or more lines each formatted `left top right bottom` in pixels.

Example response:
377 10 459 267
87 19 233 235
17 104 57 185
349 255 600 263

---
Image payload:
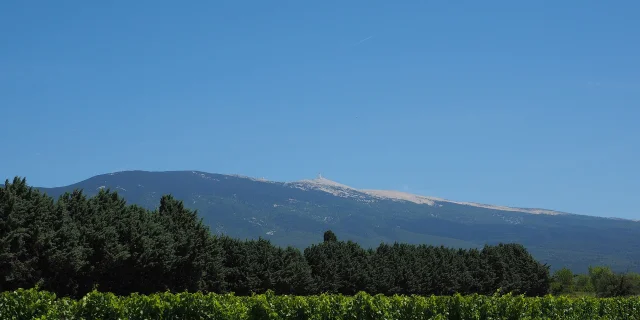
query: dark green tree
323 230 337 243
157 195 221 293
40 191 90 297
274 246 315 295
304 238 370 295
0 178 57 292
0 178 556 298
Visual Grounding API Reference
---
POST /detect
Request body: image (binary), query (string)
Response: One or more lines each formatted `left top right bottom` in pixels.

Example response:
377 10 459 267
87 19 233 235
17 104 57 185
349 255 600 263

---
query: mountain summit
34 170 640 272
291 175 566 215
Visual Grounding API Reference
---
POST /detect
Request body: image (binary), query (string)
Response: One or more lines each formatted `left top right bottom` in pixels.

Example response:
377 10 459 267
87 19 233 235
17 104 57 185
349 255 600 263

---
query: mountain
33 170 640 273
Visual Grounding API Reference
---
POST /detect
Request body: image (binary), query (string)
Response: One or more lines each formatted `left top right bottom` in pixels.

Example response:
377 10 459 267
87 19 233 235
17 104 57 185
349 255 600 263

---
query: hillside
35 170 640 273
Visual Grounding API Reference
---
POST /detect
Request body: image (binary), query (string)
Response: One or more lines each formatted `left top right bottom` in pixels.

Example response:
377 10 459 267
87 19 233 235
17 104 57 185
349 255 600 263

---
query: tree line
1 177 550 298
550 265 640 297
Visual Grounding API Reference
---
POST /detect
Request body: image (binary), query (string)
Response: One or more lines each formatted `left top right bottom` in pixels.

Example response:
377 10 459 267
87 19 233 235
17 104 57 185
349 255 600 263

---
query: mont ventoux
25 170 640 273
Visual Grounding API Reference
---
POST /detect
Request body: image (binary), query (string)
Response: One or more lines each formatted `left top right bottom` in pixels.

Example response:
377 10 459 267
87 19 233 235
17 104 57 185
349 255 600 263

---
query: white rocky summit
291 175 566 216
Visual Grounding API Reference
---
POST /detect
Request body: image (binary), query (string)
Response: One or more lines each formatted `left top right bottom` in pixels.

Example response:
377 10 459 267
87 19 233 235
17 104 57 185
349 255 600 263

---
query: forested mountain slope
34 170 640 273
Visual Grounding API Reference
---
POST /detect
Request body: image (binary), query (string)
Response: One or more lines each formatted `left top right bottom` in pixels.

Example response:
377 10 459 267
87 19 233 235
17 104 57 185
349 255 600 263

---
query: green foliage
574 274 595 293
0 178 223 298
363 243 549 297
304 239 373 295
2 288 640 320
323 230 337 243
588 266 640 297
0 177 552 298
551 267 574 295
0 178 57 292
548 266 640 298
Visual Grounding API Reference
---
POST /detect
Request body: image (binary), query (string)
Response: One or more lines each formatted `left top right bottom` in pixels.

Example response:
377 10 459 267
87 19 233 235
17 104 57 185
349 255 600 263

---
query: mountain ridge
8 169 632 221
293 174 571 217
91 170 581 218
14 170 640 272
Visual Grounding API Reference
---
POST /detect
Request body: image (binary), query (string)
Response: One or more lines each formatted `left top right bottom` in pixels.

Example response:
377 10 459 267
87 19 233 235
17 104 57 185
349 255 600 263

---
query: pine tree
304 235 371 295
274 246 314 295
0 178 57 291
157 195 216 292
41 192 90 297
323 230 337 243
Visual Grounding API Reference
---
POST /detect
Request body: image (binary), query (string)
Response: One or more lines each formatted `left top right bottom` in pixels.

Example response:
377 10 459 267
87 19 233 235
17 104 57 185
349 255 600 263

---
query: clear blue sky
1 1 639 219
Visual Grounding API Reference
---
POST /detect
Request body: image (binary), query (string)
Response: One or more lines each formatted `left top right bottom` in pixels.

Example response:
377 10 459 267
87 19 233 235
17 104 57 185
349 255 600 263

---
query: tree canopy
0 177 552 298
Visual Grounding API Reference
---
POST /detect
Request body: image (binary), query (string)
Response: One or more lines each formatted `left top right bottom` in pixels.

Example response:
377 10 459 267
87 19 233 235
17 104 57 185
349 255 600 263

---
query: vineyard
2 180 640 319
2 289 640 320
